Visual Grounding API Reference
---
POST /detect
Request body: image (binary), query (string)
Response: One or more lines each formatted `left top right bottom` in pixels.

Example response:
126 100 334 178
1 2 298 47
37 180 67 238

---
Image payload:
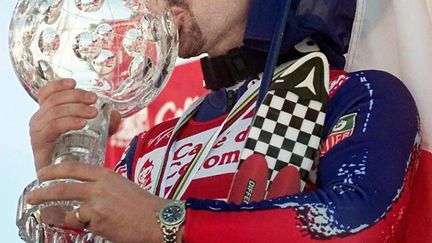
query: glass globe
9 0 178 117
10 1 179 242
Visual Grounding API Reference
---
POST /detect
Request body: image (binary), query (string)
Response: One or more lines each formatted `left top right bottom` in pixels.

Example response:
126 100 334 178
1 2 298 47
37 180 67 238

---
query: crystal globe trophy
9 0 178 242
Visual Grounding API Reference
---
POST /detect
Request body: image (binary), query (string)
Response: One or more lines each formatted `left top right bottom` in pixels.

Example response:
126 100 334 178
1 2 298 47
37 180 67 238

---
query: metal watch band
161 225 179 243
158 201 186 243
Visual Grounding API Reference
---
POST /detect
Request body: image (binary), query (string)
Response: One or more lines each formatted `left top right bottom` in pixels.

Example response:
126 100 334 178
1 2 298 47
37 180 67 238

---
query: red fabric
406 150 432 242
184 149 419 243
228 154 268 204
184 208 303 243
182 173 234 200
123 95 254 199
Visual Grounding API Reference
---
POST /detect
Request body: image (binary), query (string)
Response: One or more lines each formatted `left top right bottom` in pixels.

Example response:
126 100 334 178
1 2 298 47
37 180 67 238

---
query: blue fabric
115 136 138 179
244 0 357 69
194 79 253 122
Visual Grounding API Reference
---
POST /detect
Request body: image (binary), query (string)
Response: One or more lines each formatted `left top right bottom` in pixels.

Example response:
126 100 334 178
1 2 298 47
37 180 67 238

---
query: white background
0 1 38 242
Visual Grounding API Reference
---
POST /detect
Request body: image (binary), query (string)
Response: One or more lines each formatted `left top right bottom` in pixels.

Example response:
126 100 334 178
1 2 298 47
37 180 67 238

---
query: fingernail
85 106 97 115
63 79 75 87
85 92 97 102
36 169 46 180
76 118 87 127
24 194 34 205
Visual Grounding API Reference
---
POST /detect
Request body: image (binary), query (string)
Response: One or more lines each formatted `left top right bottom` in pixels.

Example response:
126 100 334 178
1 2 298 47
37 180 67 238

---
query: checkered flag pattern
241 89 326 189
240 52 329 191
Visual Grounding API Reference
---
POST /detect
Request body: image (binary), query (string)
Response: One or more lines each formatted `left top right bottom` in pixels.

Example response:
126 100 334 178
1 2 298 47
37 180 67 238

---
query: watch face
160 203 185 226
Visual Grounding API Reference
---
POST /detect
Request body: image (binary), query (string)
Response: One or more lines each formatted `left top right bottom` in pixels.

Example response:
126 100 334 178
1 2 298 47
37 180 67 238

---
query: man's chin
178 51 199 59
178 43 203 59
177 49 190 58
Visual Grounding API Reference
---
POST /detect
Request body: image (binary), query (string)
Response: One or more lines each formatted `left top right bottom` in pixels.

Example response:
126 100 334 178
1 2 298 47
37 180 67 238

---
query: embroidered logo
321 113 357 156
148 127 174 146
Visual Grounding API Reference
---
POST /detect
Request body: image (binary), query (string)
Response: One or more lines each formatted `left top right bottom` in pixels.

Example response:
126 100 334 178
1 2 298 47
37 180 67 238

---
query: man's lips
170 6 184 18
169 6 184 35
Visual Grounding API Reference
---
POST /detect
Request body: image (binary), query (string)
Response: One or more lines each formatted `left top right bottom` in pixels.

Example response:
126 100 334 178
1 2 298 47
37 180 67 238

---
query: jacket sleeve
182 70 420 242
115 135 139 179
244 0 357 69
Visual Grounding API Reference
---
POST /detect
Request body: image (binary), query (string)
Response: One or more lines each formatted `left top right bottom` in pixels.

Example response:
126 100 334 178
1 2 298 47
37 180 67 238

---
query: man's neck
205 18 247 57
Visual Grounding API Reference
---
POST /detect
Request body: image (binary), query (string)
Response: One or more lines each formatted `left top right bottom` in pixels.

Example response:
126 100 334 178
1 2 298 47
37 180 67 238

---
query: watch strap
158 201 186 243
161 225 179 243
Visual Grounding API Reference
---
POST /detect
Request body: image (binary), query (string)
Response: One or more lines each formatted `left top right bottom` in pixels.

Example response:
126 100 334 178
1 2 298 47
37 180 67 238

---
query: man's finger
34 88 97 123
25 182 92 205
40 103 98 123
64 205 91 229
37 162 110 182
37 117 87 143
38 89 97 117
38 79 76 104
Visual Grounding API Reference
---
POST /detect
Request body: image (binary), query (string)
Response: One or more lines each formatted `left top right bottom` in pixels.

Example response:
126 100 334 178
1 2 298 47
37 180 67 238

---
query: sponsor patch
242 179 256 204
320 113 357 156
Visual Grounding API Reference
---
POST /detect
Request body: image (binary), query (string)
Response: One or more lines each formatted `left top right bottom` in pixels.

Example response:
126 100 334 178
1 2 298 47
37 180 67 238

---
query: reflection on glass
9 0 178 242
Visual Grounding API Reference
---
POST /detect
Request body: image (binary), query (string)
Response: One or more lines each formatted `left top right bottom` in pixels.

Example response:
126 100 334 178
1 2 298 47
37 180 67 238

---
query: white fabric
346 0 432 152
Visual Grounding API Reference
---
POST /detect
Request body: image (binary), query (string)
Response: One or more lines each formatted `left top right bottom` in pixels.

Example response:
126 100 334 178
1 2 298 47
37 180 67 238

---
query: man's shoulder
331 69 409 97
136 117 180 150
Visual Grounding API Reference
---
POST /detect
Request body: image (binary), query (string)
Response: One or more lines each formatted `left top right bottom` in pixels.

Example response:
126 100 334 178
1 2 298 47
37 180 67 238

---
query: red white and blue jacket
116 69 419 242
115 0 420 242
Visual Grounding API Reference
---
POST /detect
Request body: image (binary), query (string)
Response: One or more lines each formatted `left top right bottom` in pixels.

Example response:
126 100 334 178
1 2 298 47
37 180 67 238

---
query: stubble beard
168 0 206 58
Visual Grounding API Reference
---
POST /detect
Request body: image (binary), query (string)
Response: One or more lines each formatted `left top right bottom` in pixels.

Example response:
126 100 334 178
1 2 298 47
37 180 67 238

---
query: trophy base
17 180 112 243
17 96 113 242
23 223 110 243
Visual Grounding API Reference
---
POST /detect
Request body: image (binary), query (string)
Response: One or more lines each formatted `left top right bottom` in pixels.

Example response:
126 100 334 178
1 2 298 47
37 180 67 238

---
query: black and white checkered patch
240 52 330 191
241 90 326 188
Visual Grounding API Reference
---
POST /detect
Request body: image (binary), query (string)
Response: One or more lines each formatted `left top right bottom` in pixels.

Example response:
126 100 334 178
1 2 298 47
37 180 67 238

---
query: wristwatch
158 201 186 243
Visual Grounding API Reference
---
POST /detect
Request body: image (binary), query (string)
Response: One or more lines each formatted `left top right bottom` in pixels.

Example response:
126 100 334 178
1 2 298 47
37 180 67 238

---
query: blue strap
256 0 293 108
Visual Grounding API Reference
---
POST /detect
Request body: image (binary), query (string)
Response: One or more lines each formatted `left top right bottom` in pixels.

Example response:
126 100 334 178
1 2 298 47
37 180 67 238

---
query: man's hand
30 79 121 171
26 162 172 243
